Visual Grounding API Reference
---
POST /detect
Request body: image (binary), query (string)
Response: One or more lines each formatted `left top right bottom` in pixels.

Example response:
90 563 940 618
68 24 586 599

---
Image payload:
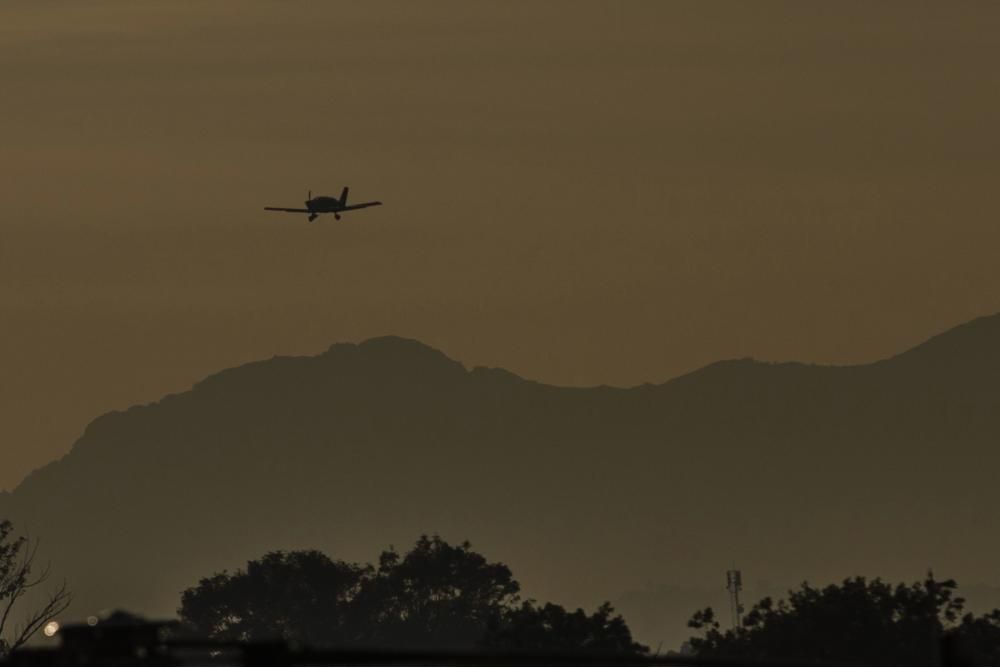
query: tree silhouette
949 609 1000 667
352 536 521 649
686 573 1000 667
179 550 368 646
179 535 644 653
0 520 72 657
484 601 646 654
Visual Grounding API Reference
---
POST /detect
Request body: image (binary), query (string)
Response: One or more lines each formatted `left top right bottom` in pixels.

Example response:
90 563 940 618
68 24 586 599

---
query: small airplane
264 188 382 222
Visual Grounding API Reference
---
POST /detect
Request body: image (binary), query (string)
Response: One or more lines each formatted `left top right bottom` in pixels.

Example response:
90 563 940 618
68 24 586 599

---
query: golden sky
2 1 999 491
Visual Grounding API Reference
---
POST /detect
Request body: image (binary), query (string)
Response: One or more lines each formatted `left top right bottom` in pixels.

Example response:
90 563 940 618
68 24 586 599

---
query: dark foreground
1 618 987 667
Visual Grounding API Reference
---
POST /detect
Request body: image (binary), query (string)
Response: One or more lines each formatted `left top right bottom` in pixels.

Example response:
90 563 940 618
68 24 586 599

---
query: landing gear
334 213 341 221
308 213 318 222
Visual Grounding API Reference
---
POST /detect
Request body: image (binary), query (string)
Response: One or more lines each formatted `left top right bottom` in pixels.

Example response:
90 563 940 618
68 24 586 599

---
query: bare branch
0 523 72 657
0 570 26 641
10 581 72 652
0 535 33 640
17 538 49 591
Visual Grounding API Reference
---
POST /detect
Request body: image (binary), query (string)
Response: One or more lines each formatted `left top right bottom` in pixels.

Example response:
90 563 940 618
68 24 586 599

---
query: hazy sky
3 1 999 491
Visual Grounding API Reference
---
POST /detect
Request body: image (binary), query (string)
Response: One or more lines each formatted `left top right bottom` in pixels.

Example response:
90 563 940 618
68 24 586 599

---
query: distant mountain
3 314 1000 649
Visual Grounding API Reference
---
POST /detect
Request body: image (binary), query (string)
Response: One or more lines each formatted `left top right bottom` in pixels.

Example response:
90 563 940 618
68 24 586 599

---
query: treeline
180 536 1000 663
178 535 645 653
687 574 1000 667
7 519 1000 664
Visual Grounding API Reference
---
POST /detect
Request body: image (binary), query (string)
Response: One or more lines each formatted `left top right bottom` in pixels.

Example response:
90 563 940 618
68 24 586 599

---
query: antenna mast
726 569 743 630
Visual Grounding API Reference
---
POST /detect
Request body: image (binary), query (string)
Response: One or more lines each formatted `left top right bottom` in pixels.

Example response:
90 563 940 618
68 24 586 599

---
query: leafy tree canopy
179 550 367 645
483 601 646 654
687 573 1000 667
179 535 645 654
351 536 520 649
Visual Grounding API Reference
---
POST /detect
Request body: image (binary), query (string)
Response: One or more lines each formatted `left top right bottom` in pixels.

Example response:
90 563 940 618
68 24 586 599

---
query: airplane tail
339 187 349 206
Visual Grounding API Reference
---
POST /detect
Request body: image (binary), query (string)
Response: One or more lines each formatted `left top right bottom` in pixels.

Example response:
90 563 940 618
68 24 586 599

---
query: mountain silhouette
3 316 1000 647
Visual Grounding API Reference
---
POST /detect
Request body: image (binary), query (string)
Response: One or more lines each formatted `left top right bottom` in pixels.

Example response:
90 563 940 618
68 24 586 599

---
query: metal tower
726 569 743 630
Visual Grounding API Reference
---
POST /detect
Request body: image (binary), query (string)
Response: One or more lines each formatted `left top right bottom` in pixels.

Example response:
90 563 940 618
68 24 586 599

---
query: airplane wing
340 201 383 212
264 207 311 213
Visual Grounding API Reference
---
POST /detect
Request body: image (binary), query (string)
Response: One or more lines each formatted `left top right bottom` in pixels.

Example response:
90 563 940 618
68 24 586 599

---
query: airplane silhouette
265 188 382 222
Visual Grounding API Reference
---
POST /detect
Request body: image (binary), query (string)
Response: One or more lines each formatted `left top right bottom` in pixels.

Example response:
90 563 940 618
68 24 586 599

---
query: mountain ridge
3 313 1000 650
8 311 997 509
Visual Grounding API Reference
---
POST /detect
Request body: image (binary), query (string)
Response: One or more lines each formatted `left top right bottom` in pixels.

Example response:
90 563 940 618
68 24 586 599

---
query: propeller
305 190 312 208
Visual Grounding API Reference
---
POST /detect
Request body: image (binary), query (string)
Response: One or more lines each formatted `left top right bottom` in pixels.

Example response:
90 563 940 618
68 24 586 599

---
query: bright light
86 616 99 627
43 621 60 637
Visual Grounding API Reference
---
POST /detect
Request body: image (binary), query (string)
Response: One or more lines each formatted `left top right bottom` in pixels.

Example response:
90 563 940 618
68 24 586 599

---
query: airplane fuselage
306 196 344 212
